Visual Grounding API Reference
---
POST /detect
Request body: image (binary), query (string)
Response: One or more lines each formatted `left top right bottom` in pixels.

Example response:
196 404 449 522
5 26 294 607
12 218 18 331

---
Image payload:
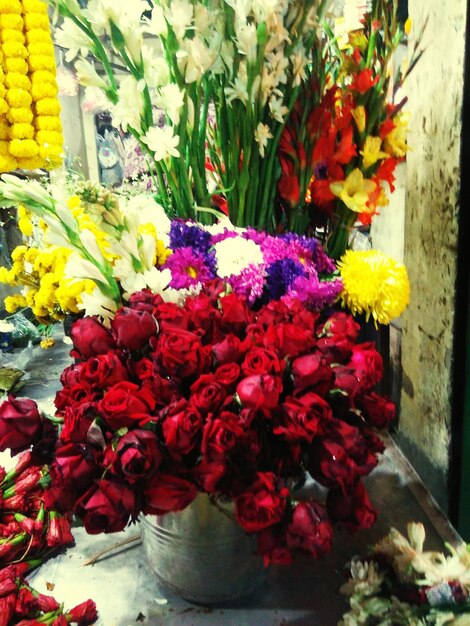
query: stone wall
397 0 467 511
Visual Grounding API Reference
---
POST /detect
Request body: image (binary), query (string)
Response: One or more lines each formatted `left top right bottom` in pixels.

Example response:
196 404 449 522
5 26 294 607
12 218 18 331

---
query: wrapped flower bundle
1 286 396 566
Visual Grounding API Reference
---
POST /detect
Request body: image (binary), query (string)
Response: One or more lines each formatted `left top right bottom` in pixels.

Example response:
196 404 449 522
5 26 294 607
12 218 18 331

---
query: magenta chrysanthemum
226 264 267 305
164 247 215 289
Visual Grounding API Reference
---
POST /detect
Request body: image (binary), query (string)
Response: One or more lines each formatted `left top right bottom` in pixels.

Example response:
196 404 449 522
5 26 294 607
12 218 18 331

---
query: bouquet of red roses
18 281 394 566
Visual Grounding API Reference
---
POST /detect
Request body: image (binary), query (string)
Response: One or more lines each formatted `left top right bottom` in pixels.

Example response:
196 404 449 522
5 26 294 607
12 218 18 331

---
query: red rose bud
50 443 100 494
357 392 396 429
0 397 43 454
46 512 75 548
219 293 254 334
214 362 241 389
291 354 334 395
66 598 98 624
241 348 283 377
190 374 227 416
75 479 137 534
307 439 358 491
161 400 203 459
111 307 157 351
154 301 190 330
348 343 383 389
286 501 333 558
236 375 282 414
212 334 245 364
235 472 288 533
326 481 377 532
274 394 330 443
143 473 197 516
70 317 117 358
319 313 360 342
262 323 314 359
113 429 162 482
98 381 156 429
80 353 129 388
129 289 163 314
201 414 244 460
157 328 210 379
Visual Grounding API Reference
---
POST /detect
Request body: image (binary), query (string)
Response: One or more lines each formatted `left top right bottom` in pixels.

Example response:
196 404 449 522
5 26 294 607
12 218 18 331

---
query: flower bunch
337 249 410 326
49 0 328 228
339 523 470 625
277 0 424 257
0 0 63 172
27 287 397 564
0 175 342 323
0 567 97 626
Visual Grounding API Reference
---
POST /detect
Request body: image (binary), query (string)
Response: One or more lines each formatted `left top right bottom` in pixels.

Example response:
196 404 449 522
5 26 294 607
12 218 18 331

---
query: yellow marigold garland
337 249 410 326
0 0 63 172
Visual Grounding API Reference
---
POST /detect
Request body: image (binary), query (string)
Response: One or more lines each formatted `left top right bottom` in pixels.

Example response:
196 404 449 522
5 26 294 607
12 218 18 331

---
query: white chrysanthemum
214 236 263 278
142 126 180 161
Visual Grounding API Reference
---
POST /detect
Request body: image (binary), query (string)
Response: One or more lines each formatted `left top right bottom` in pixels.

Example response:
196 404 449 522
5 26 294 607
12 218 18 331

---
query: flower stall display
277 0 424 257
339 523 470 625
0 0 63 172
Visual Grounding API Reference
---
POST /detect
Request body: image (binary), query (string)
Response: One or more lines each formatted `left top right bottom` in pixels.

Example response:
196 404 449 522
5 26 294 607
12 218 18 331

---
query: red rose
129 289 163 314
189 374 227 415
256 524 292 567
161 399 203 459
241 347 283 377
80 352 129 388
111 307 157 351
0 397 43 454
286 500 333 557
236 375 282 414
185 293 222 342
348 343 383 389
332 366 363 403
306 439 358 491
194 457 226 492
274 394 330 443
291 354 334 395
262 323 314 359
318 312 360 342
143 374 181 409
326 481 377 532
157 327 210 379
60 363 83 386
70 317 116 358
154 302 190 330
316 335 354 364
201 412 244 459
112 429 162 483
60 403 97 444
143 473 197 515
55 383 100 415
75 479 137 534
323 419 380 476
256 300 289 325
98 382 156 429
131 357 155 381
357 392 396 429
214 363 241 389
212 334 246 364
235 472 288 533
219 293 254 334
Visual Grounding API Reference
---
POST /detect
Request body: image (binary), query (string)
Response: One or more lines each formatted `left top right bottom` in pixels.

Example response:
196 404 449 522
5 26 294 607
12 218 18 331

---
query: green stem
326 202 358 260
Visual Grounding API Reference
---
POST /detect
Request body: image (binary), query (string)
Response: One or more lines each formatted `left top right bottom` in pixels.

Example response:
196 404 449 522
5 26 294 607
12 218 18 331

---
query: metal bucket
140 494 267 604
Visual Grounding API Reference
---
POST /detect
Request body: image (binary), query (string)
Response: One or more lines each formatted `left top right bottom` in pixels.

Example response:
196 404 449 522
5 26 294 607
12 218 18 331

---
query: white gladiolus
157 84 185 125
142 126 180 161
77 287 118 321
143 267 172 293
269 96 289 123
254 122 273 157
235 22 257 63
142 48 170 89
54 19 92 61
143 5 167 37
224 0 252 22
110 76 145 133
65 254 109 285
164 0 194 41
75 59 107 89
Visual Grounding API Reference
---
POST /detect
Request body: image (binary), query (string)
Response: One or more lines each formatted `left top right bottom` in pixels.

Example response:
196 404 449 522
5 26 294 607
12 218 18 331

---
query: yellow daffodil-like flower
360 136 388 170
330 169 377 213
351 106 366 133
383 114 408 158
40 336 55 349
337 249 410 325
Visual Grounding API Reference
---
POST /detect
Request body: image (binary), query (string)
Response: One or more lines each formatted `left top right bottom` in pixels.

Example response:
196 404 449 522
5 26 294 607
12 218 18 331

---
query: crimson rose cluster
30 283 393 564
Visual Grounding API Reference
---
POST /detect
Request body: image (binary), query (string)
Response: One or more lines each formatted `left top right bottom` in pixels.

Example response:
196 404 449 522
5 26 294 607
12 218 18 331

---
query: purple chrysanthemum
170 221 212 254
164 247 215 290
288 268 343 310
210 229 239 245
226 264 267 306
243 228 268 245
263 258 306 302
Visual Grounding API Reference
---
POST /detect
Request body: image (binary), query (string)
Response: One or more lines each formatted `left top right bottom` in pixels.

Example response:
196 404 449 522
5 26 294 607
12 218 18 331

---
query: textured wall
398 0 467 510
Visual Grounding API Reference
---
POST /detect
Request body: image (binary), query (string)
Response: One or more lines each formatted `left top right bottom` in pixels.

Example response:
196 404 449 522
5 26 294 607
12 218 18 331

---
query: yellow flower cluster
0 0 63 172
337 249 410 326
0 244 95 323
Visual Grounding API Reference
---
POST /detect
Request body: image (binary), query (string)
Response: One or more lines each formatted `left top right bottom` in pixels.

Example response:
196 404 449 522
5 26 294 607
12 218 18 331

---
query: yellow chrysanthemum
40 336 55 349
337 249 410 325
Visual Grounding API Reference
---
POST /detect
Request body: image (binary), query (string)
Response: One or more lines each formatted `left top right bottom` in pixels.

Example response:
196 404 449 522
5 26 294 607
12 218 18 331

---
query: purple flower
263 259 306 302
170 221 212 254
210 229 238 245
287 268 343 310
243 228 268 245
226 264 267 306
164 247 215 290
